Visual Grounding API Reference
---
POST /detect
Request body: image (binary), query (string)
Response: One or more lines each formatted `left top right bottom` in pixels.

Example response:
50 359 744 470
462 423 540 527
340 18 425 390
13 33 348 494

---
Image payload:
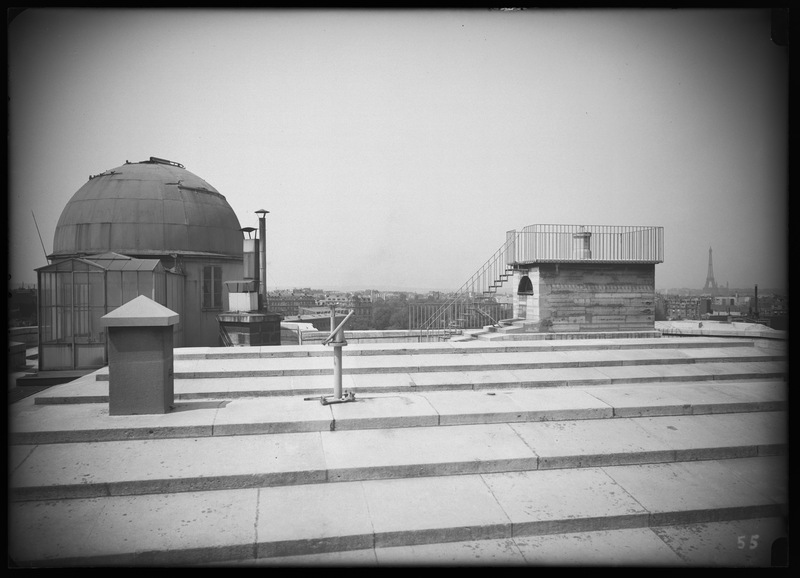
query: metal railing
218 324 234 347
416 233 519 341
507 224 664 265
409 301 513 341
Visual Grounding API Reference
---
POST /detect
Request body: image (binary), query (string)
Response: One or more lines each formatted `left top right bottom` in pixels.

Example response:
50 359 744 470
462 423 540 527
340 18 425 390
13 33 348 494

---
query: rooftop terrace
506 224 664 265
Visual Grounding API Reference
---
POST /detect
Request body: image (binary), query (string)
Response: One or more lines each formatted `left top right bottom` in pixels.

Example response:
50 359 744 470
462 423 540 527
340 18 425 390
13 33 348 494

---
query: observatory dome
50 157 242 260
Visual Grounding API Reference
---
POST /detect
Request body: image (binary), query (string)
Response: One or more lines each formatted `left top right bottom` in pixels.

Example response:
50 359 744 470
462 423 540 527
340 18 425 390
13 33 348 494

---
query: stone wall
515 263 656 332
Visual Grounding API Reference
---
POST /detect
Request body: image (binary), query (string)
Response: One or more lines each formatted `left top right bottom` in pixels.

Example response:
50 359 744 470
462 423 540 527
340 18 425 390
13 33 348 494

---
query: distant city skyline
8 8 788 293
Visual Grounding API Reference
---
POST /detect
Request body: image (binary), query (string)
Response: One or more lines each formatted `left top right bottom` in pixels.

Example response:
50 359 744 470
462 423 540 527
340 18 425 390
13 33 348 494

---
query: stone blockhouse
512 263 656 332
507 225 663 333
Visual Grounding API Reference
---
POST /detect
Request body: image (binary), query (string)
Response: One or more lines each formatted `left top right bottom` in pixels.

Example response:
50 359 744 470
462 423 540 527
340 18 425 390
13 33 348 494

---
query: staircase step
9 409 787 502
173 337 762 359
8 456 787 567
202 517 789 567
497 324 525 334
12 380 787 444
32 355 787 405
90 345 784 381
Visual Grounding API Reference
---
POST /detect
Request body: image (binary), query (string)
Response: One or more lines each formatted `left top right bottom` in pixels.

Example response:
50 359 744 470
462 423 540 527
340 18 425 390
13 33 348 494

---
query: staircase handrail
420 232 518 337
470 305 499 327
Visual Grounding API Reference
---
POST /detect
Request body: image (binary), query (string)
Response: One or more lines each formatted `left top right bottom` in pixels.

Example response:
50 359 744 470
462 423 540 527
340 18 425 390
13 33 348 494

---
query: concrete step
11 380 788 444
202 516 789 567
33 357 788 405
8 456 788 567
172 336 760 359
8 409 787 502
91 345 784 382
495 324 525 334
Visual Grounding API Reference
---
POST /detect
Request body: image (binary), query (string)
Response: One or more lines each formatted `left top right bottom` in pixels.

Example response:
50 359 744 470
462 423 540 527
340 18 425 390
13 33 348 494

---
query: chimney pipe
255 209 269 310
754 284 759 318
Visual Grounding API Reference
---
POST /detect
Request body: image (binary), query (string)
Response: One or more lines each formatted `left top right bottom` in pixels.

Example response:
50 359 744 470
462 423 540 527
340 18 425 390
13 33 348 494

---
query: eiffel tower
704 246 718 293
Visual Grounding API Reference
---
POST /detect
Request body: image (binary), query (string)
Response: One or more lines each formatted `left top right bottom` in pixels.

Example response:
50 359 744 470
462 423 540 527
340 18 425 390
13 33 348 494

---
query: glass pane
40 344 73 370
74 273 89 302
89 272 105 308
41 307 55 342
107 271 121 307
54 272 72 340
122 271 138 304
153 272 166 305
57 272 72 308
73 273 88 337
40 273 51 306
138 271 153 299
58 305 72 339
91 308 106 344
75 306 88 337
75 343 105 368
201 266 222 309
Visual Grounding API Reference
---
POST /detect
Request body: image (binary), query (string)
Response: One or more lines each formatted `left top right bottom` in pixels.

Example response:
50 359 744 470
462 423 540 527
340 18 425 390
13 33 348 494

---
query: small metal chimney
255 209 269 310
241 227 259 284
572 227 592 259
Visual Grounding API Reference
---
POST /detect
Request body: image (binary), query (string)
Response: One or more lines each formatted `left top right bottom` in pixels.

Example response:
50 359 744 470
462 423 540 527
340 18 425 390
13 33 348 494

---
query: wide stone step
92 346 784 382
202 516 789 567
9 408 787 502
8 456 787 567
12 380 788 444
35 357 788 404
172 337 760 360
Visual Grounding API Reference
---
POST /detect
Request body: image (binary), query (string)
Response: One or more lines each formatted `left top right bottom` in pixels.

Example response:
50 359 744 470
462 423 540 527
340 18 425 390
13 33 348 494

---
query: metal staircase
419 235 517 342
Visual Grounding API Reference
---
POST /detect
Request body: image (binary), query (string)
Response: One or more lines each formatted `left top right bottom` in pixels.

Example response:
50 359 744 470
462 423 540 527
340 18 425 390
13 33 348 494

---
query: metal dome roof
50 158 243 260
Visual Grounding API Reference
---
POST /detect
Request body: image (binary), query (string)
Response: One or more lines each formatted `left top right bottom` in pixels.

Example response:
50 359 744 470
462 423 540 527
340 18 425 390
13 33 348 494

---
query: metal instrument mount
317 308 357 406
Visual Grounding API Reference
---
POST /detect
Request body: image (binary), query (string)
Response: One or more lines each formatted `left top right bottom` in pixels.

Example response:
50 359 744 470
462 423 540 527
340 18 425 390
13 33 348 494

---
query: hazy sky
7 8 788 292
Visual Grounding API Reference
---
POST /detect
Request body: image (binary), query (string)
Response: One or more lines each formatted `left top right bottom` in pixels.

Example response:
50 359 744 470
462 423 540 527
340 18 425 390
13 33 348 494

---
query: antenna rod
31 210 48 262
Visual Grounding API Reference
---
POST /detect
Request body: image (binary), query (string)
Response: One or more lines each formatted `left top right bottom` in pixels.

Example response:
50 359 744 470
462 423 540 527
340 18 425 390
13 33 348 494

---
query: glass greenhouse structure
36 252 184 371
